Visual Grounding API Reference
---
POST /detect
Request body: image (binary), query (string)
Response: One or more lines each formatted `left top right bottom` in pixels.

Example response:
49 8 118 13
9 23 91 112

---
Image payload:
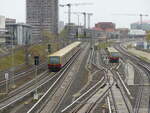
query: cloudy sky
0 0 150 28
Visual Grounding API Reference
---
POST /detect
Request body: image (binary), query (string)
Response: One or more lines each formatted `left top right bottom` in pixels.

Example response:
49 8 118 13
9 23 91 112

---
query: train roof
48 41 81 57
107 47 118 53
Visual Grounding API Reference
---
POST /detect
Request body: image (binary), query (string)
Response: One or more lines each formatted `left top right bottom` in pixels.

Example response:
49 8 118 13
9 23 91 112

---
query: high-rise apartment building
26 0 58 42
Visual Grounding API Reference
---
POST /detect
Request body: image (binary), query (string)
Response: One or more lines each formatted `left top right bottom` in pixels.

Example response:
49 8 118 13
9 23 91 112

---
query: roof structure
107 47 118 53
132 20 150 24
49 42 81 57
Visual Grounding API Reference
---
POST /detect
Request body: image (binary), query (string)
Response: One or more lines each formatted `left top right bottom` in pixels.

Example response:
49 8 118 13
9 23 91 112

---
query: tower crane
60 3 92 39
64 12 82 26
60 3 92 24
74 12 93 28
139 14 149 25
112 13 149 29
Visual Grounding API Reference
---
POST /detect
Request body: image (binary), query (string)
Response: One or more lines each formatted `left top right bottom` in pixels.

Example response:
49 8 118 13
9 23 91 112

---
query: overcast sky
0 0 150 28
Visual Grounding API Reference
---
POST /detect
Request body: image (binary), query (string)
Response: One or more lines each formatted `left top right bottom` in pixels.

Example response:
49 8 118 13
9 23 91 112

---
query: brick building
95 22 116 32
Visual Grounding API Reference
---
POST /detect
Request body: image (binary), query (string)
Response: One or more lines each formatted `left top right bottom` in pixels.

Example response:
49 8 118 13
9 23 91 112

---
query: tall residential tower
26 0 58 42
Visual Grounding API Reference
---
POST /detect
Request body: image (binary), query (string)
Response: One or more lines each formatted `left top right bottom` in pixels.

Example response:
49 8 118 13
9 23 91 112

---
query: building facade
6 23 32 45
95 22 116 32
0 16 6 44
26 0 58 42
131 21 150 31
116 28 129 39
128 29 146 38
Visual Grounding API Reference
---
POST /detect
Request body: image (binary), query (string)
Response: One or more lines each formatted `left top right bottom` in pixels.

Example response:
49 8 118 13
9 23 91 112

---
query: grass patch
0 50 25 70
99 41 114 49
0 41 62 71
28 43 59 64
139 56 150 62
29 44 47 59
127 44 133 49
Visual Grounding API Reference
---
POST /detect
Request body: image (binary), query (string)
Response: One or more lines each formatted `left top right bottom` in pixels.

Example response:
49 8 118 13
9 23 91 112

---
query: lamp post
11 28 16 89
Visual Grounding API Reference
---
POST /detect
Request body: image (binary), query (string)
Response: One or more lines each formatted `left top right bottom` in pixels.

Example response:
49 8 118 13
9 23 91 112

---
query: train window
49 56 60 64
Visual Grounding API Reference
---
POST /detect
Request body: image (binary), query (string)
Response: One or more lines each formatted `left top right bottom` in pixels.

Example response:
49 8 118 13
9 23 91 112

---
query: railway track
61 46 129 113
0 49 81 112
112 70 133 113
0 62 47 90
115 44 150 113
116 44 150 73
57 46 107 113
61 76 108 113
99 47 133 113
27 49 82 113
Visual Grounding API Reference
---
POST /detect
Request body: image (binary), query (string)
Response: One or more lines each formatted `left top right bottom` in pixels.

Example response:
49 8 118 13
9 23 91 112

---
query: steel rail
27 50 81 113
0 50 80 111
84 82 114 113
61 76 105 113
130 64 144 113
113 70 133 113
0 62 47 87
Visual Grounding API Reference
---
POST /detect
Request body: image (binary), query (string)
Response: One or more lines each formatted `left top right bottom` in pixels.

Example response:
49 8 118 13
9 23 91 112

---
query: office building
26 0 58 42
6 23 32 45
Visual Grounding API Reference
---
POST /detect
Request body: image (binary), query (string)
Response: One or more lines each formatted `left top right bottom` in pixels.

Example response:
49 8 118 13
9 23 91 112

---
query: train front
48 56 62 72
109 52 119 63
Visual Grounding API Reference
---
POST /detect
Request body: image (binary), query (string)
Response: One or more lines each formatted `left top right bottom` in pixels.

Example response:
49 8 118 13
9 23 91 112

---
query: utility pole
83 12 87 28
34 56 39 100
77 14 80 26
87 13 93 29
5 73 9 94
11 29 16 89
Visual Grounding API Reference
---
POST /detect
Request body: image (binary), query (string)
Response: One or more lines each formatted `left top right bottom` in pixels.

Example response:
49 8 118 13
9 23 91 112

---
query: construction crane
112 13 149 29
64 11 93 39
60 3 92 25
139 14 149 25
76 12 93 28
64 12 82 26
87 13 93 28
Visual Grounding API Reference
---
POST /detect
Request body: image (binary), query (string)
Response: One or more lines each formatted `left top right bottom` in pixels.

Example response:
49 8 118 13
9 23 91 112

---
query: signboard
0 38 6 43
5 73 9 80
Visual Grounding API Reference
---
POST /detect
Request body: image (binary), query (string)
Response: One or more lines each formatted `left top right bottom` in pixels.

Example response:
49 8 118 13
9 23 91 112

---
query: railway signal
48 44 51 53
76 30 78 38
34 56 39 65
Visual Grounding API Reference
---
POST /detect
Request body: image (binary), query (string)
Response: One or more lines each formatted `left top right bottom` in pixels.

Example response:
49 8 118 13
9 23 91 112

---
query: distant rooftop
132 20 150 24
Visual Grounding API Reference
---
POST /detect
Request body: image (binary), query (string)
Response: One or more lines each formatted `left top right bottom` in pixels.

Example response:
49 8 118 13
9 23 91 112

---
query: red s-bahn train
107 47 119 63
48 42 81 72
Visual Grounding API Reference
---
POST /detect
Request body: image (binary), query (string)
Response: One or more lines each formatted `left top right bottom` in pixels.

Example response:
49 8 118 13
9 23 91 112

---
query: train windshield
111 52 119 57
50 56 60 64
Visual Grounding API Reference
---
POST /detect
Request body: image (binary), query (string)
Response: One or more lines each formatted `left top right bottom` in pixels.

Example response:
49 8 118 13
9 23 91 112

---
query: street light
11 29 16 89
